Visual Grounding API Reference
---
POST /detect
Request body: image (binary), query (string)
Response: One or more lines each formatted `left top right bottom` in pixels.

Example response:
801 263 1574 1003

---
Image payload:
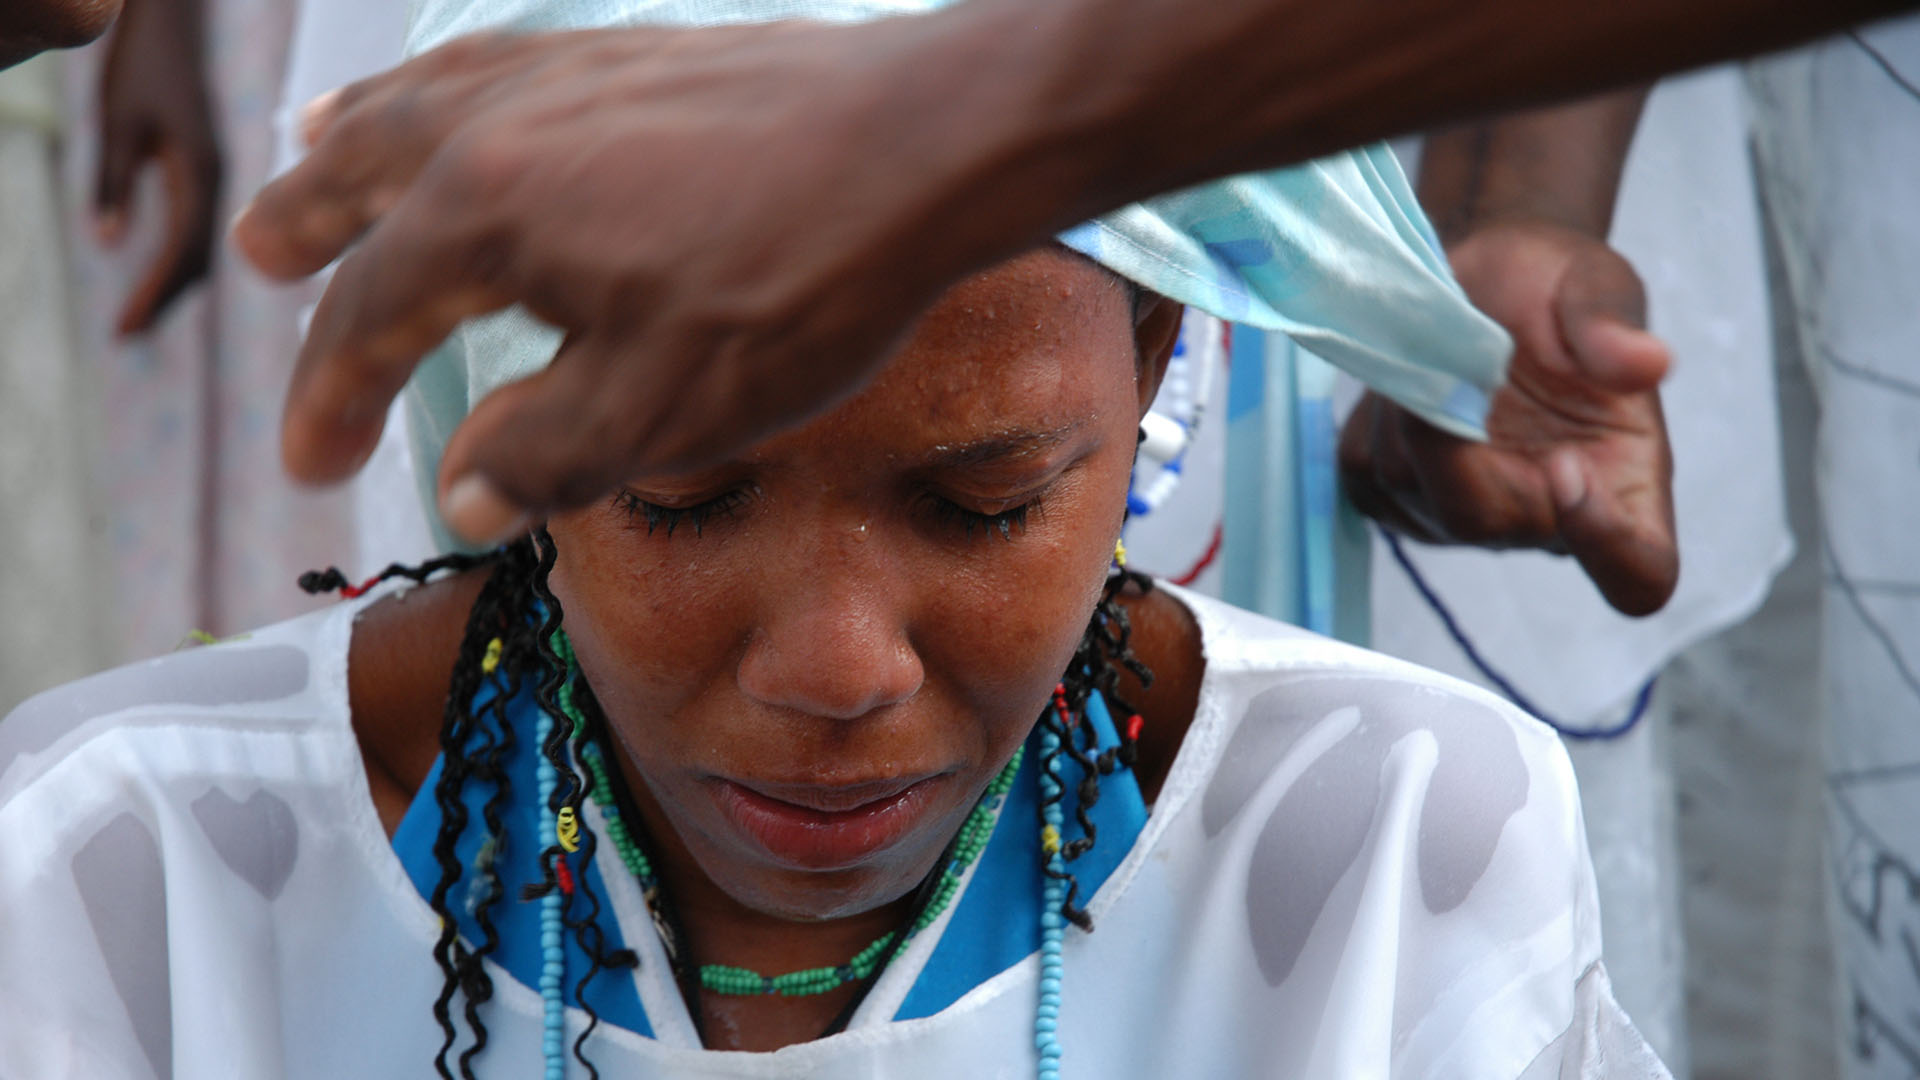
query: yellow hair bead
1041 824 1061 856
481 637 503 675
1113 538 1127 568
556 806 580 853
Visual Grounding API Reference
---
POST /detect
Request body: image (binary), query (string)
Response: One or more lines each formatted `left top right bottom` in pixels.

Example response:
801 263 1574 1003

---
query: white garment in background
0 55 109 713
1360 68 1794 1075
1744 20 1920 1080
272 0 411 176
272 0 434 577
0 587 1668 1079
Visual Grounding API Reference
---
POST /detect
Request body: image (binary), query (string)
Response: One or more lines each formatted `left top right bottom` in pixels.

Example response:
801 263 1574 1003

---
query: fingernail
95 210 125 246
1548 452 1587 511
300 88 342 145
228 202 253 238
443 474 530 545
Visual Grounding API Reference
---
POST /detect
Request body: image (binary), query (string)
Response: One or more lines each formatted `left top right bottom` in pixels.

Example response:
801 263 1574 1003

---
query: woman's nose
735 531 924 721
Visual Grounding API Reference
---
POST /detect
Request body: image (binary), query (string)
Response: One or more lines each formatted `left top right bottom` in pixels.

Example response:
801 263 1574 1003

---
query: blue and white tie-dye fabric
399 0 1511 552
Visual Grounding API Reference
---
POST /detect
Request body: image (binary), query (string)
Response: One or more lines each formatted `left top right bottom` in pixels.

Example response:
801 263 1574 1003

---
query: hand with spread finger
92 0 222 337
232 19 1083 545
1341 89 1678 617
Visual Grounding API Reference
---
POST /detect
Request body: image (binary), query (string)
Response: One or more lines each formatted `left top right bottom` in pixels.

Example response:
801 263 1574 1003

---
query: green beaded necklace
581 743 1022 997
555 631 1024 999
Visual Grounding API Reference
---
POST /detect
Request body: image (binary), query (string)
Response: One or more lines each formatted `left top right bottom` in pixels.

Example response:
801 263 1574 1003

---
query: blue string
1381 530 1654 741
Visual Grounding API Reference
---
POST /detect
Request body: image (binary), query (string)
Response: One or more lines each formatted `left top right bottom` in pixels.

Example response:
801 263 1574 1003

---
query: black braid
431 559 526 1076
297 551 494 598
1034 703 1091 930
1037 565 1157 932
456 544 542 1077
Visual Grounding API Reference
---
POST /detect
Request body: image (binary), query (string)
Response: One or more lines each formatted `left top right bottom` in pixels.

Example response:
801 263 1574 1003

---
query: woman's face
546 248 1178 921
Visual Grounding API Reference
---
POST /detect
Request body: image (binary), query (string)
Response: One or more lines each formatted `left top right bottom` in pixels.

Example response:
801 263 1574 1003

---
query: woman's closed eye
613 478 1054 545
926 495 1038 542
613 488 750 537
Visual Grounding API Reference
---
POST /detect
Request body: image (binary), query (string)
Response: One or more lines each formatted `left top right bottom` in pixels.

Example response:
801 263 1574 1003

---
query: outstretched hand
231 23 1035 544
1339 220 1678 616
93 0 221 336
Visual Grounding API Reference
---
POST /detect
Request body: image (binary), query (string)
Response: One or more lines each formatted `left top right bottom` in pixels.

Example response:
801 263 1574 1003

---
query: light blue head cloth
402 0 1512 551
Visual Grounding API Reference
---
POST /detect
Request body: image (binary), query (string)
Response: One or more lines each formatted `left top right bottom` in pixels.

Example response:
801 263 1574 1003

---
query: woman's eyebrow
920 421 1088 470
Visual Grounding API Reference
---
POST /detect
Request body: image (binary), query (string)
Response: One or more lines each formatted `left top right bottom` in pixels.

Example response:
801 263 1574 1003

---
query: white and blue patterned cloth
400 0 1512 552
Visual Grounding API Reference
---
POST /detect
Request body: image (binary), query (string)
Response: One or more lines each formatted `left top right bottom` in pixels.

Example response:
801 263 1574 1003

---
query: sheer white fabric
0 588 1668 1078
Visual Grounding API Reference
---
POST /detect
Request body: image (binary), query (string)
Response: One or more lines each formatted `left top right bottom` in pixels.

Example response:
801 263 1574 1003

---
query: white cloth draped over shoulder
0 587 1667 1079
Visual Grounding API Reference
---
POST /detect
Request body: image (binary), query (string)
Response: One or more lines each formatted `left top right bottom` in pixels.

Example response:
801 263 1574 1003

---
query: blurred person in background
4 0 364 720
1356 22 1920 1078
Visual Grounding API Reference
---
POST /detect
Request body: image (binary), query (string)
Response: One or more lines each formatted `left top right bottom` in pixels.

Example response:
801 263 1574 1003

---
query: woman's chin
713 863 928 923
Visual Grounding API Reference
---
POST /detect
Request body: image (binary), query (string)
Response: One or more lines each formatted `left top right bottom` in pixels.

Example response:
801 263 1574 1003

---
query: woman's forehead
773 251 1139 461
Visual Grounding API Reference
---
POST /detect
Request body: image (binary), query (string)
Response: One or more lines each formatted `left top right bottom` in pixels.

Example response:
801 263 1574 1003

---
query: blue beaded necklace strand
533 697 568 1080
1036 711 1068 1080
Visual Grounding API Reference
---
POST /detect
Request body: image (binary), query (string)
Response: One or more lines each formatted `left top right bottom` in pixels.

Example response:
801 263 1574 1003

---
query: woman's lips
708 775 945 870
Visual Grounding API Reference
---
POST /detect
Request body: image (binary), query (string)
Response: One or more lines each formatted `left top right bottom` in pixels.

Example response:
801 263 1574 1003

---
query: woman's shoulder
1176 584 1569 769
0 595 455 1080
1123 589 1641 1077
1166 583 1586 903
0 597 365 810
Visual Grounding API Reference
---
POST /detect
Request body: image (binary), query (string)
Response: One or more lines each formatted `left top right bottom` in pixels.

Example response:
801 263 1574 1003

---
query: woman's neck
1112 582 1205 804
612 748 920 1050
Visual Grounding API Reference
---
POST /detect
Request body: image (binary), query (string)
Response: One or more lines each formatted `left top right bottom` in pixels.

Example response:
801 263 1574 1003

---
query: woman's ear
1133 296 1185 417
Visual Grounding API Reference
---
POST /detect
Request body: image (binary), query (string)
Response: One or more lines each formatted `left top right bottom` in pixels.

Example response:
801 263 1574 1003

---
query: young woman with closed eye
1 244 1668 1078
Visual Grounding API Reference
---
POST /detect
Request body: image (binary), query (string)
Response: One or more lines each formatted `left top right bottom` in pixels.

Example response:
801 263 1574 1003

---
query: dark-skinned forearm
131 0 206 66
911 0 1908 270
1419 89 1651 246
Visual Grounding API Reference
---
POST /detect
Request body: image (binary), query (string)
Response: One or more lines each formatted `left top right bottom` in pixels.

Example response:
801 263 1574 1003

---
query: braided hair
302 531 1153 1070
303 538 633 1079
1039 565 1155 930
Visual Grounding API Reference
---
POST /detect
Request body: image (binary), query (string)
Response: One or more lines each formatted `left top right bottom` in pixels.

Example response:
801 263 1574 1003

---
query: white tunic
0 587 1668 1079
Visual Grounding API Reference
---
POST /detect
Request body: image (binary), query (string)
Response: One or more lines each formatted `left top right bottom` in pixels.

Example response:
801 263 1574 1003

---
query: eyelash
613 490 1041 542
929 497 1036 542
612 489 749 537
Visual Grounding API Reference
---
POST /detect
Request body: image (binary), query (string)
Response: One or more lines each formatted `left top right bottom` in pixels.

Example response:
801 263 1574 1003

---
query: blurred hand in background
93 0 220 336
1 0 121 70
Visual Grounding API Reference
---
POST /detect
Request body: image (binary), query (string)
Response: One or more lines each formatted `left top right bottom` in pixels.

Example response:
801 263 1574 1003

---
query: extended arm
233 0 1908 542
